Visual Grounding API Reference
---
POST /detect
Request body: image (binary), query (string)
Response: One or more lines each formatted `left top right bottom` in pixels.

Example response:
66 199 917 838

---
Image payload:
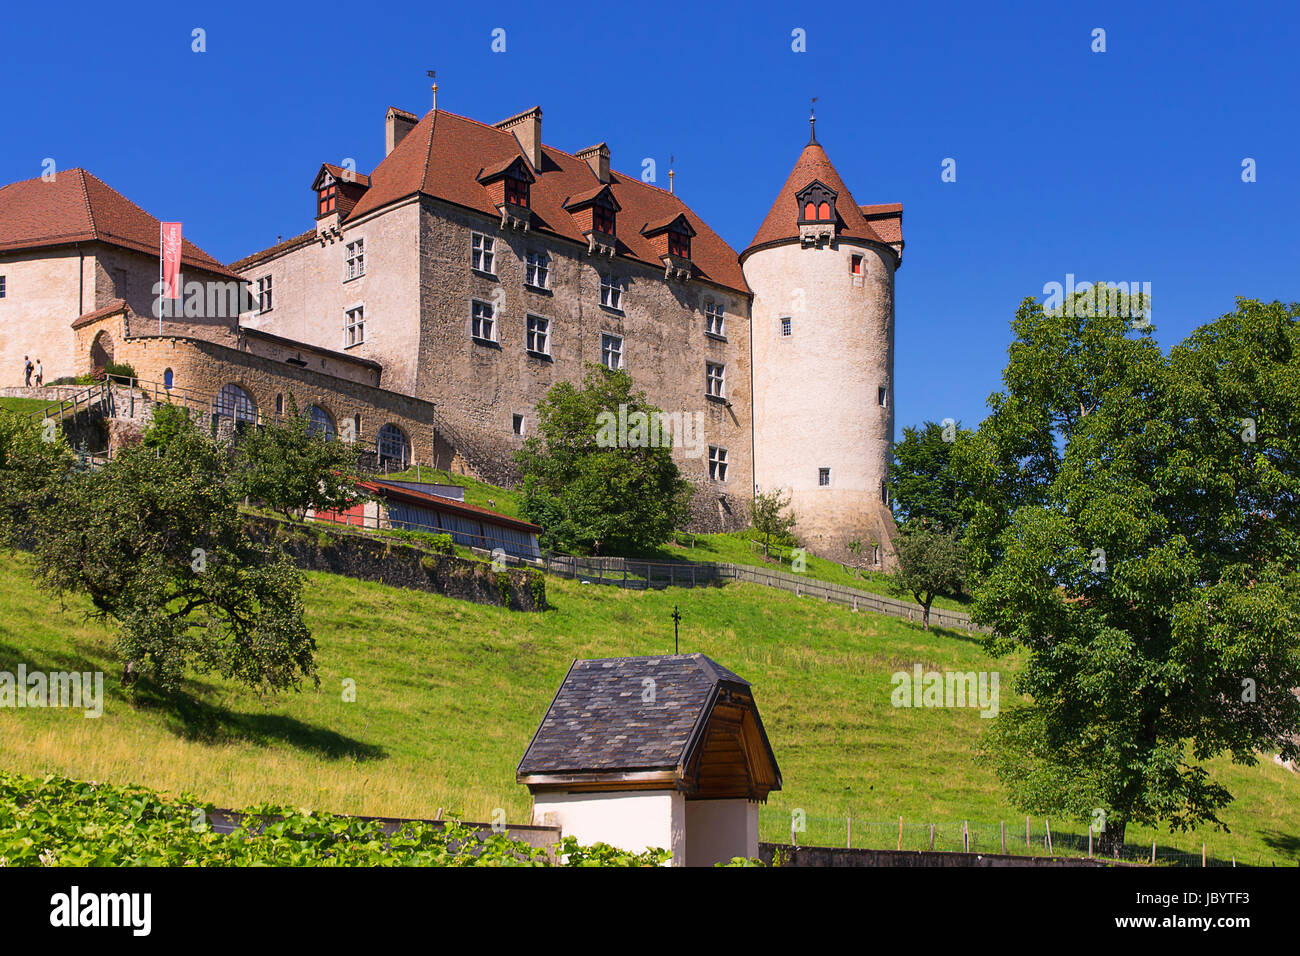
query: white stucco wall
531 790 685 865
684 799 759 866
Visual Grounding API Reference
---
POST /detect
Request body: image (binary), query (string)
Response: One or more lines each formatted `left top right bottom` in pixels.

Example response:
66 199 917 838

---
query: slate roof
0 168 236 276
743 141 903 259
517 654 752 776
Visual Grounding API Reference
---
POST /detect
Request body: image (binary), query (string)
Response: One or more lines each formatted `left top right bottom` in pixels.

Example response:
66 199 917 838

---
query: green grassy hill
0 552 1295 864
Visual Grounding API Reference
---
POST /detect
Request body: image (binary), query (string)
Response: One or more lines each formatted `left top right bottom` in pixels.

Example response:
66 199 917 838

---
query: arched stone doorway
90 331 114 370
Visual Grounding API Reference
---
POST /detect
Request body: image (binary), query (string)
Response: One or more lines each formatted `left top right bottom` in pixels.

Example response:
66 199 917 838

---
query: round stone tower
741 118 903 567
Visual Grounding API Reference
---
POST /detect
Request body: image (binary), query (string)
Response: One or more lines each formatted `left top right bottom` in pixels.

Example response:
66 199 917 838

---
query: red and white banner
160 222 183 300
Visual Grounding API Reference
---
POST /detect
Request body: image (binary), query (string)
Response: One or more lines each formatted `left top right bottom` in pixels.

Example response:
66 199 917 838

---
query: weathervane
668 154 675 195
671 605 682 654
809 96 819 145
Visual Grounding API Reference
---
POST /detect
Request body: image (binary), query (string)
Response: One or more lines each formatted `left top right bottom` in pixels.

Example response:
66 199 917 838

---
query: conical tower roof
742 133 900 260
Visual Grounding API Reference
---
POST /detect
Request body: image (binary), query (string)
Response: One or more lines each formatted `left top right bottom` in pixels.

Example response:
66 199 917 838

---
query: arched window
163 368 174 389
818 201 831 220
214 384 257 424
376 424 411 467
804 202 816 220
304 404 336 441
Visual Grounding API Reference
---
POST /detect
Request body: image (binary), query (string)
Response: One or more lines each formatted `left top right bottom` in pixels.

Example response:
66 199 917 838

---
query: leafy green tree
968 293 1300 855
31 412 316 694
889 529 966 630
233 395 364 520
141 403 194 452
516 365 692 555
0 412 74 549
890 420 976 534
751 488 796 558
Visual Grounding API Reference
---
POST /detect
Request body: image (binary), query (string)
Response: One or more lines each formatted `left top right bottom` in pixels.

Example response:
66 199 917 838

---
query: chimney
576 143 611 184
495 106 543 170
385 107 418 157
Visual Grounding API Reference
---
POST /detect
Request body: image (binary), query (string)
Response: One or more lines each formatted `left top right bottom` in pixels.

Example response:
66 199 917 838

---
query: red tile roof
229 228 316 273
70 298 128 329
359 478 542 533
0 168 236 276
743 143 903 259
342 109 750 295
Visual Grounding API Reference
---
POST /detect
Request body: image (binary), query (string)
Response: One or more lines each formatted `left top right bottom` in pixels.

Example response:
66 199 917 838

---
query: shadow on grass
132 686 386 762
1260 829 1300 860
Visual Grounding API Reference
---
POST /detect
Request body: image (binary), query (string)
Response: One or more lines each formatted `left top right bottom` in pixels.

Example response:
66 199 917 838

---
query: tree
967 292 1300 856
233 395 365 520
890 419 975 534
515 365 693 555
31 411 317 695
750 488 796 559
888 529 965 630
0 412 74 550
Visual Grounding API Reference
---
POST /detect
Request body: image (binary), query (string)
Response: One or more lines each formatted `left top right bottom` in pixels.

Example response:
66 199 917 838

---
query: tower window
780 317 792 337
601 333 623 369
878 386 888 407
706 362 725 399
708 446 728 482
796 180 838 224
471 233 495 274
0 275 6 298
471 300 496 342
819 467 831 487
513 413 525 436
851 254 864 276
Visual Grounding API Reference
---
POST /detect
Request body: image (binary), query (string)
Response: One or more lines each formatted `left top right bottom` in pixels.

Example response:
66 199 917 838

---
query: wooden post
846 815 851 848
929 823 935 851
1000 820 1006 854
1202 844 1206 867
1088 825 1093 858
1026 816 1031 849
1045 819 1053 856
962 820 969 853
897 816 903 851
1151 841 1156 864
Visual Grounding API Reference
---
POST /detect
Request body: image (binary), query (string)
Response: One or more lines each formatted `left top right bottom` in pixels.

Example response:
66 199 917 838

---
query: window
471 300 496 341
505 174 530 208
525 315 549 355
512 413 525 436
257 275 273 313
344 306 364 347
593 205 616 235
601 333 623 370
873 543 881 565
706 362 725 399
525 250 549 289
818 467 831 487
345 239 365 280
878 386 888 407
276 394 284 415
599 273 622 310
668 230 691 259
318 176 337 216
471 233 495 273
851 254 864 276
305 405 336 441
705 300 725 337
163 368 174 389
708 446 728 482
781 317 792 337
215 384 257 424
0 275 6 298
376 424 411 467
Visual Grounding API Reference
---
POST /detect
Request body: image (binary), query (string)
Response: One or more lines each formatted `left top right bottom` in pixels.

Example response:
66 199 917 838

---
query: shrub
102 361 137 380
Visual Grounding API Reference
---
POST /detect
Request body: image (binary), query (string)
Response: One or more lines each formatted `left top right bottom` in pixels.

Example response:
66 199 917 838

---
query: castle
0 94 902 564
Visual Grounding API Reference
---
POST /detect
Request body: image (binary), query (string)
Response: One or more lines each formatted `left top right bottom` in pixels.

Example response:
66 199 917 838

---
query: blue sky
5 0 1296 430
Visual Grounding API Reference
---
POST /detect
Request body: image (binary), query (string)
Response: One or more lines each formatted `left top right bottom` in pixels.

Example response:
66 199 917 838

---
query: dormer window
318 175 337 217
505 174 530 208
565 185 621 257
796 180 837 224
641 213 696 281
593 204 616 236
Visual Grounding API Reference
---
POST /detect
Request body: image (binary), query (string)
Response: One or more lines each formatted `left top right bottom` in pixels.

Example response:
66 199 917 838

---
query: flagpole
159 223 164 335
